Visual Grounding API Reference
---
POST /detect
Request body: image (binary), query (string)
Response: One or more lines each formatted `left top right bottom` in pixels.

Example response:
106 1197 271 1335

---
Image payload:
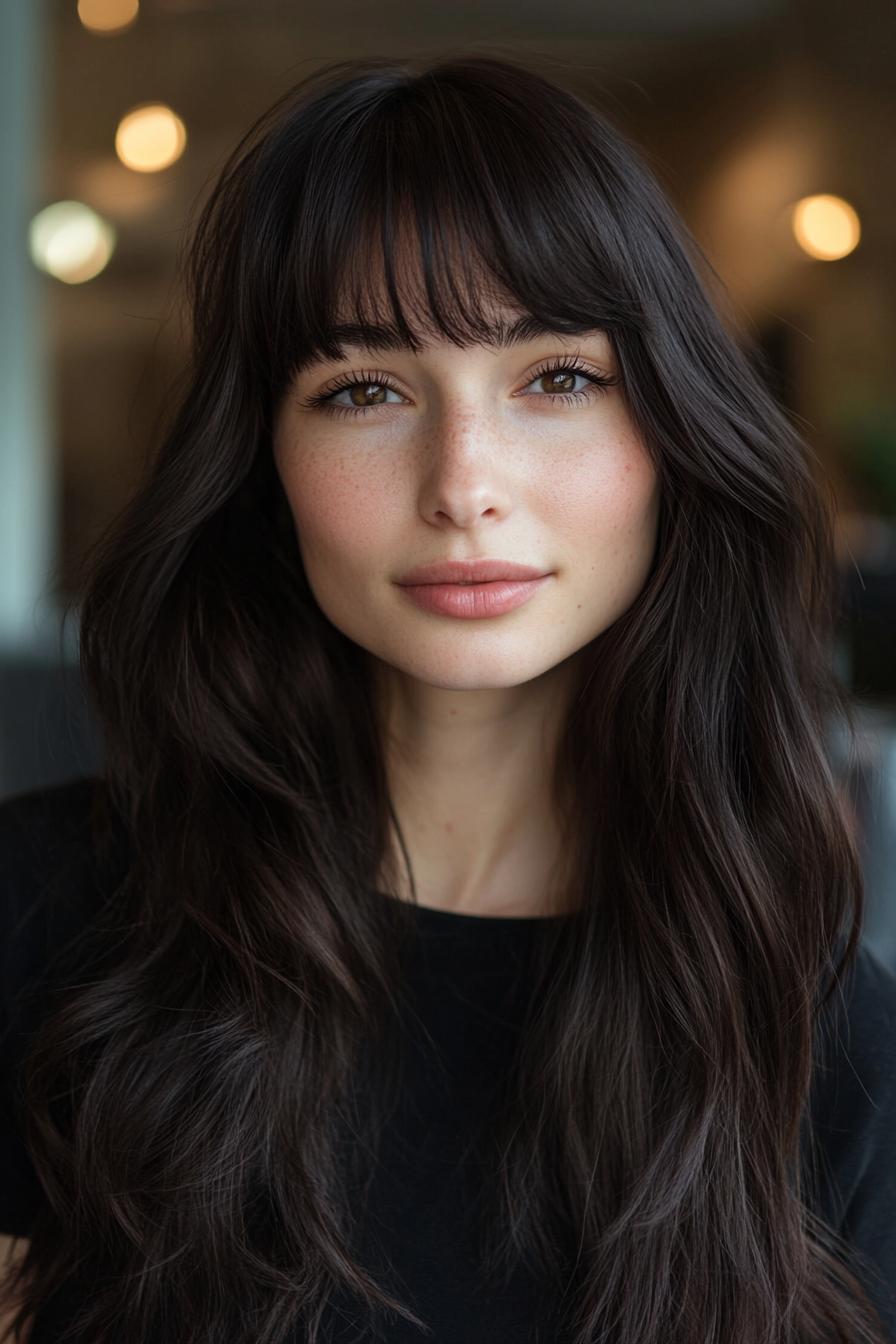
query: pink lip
398 575 552 619
397 558 550 585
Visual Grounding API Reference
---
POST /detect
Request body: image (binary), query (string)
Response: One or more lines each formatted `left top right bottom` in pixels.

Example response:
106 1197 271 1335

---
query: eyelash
301 356 620 419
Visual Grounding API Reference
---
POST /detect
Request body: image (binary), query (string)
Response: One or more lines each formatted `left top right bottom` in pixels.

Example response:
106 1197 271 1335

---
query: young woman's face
272 307 661 692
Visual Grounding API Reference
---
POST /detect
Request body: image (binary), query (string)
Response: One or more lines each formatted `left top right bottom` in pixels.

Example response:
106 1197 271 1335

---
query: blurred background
2 0 895 967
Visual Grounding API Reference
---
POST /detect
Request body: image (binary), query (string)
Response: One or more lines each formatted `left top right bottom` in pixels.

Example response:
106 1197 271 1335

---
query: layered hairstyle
2 51 887 1344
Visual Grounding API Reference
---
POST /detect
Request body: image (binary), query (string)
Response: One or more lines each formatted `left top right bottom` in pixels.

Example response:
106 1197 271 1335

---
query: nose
416 406 512 529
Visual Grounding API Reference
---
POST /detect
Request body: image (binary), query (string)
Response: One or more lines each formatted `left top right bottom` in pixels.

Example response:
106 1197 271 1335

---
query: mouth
397 559 551 586
396 573 552 618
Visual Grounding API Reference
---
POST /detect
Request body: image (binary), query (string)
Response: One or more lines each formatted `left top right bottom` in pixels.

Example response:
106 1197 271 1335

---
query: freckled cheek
556 444 660 551
551 447 660 619
280 459 398 572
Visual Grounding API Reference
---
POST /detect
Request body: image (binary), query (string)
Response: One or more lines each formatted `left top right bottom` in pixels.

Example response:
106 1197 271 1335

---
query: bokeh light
791 193 861 261
29 200 117 284
77 0 140 35
115 103 187 173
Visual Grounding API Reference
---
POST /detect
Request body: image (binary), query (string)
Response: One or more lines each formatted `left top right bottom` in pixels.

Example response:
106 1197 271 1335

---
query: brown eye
303 373 406 417
538 370 578 395
523 361 618 403
347 382 389 407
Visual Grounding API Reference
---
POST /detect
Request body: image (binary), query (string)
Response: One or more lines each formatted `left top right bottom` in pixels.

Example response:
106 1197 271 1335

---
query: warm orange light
791 194 861 261
115 104 187 173
77 0 139 34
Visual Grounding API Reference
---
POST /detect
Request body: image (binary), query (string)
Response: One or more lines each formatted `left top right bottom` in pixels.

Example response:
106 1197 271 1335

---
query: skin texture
272 303 661 917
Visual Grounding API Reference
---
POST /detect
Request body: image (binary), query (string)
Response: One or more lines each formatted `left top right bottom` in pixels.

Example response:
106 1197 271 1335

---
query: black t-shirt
2 777 896 1343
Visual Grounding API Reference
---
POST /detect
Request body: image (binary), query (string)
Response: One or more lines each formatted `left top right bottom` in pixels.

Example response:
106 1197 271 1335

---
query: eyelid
318 367 404 398
299 352 617 407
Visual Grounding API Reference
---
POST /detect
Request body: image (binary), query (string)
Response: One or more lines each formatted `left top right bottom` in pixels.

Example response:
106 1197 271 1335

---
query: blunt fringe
2 50 889 1344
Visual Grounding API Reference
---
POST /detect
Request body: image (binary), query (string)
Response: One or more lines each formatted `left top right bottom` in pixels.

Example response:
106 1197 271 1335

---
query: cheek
554 433 661 615
558 433 659 549
277 450 397 570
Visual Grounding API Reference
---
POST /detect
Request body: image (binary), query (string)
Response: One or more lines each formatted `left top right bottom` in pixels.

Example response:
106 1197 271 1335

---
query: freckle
444 822 454 834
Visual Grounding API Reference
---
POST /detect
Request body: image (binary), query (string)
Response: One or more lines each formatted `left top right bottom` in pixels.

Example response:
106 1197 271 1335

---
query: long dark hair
2 51 886 1344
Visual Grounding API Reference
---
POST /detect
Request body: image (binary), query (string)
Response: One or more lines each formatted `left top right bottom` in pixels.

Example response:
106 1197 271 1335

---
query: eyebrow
295 314 606 371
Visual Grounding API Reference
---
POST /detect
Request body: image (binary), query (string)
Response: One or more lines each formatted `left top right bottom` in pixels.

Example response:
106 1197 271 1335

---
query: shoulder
0 775 123 1030
810 939 896 1146
0 773 104 884
0 775 122 1239
806 940 896 1335
808 940 896 1191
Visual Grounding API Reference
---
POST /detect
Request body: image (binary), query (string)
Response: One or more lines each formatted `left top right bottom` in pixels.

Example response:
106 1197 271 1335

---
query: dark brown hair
2 50 886 1344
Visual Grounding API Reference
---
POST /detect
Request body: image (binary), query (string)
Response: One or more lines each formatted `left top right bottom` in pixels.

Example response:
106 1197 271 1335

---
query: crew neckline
373 890 572 924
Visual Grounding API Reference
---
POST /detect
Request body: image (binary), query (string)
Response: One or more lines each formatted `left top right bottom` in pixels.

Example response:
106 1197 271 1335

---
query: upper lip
397 559 551 585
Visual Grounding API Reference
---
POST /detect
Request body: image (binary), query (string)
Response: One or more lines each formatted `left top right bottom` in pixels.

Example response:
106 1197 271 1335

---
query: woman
1 52 895 1344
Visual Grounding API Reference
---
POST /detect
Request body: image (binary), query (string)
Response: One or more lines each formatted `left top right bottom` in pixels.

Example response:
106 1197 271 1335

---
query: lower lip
397 575 552 618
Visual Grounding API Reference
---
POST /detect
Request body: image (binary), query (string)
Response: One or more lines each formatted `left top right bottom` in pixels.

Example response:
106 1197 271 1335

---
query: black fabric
2 777 896 1343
